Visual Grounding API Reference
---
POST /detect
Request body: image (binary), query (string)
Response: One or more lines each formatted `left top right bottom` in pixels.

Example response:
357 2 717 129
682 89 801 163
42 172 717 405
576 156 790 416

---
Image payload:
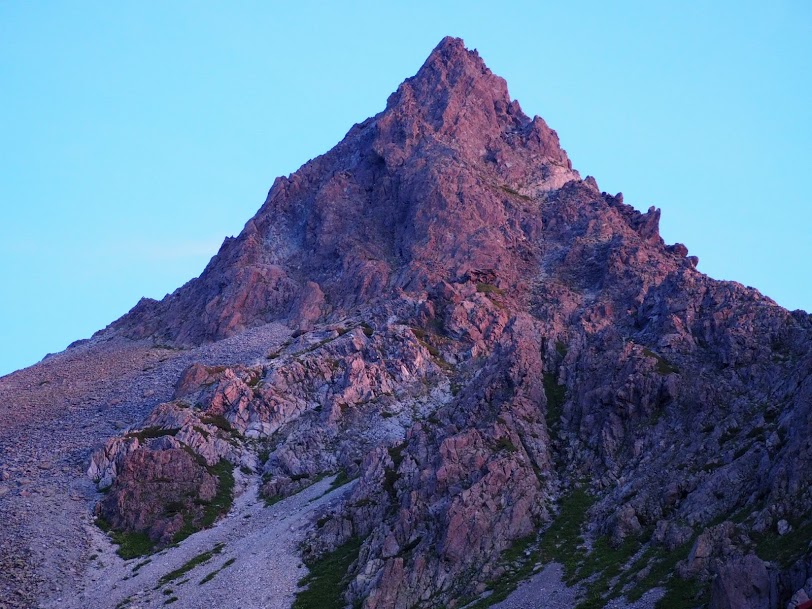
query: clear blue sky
1 1 810 376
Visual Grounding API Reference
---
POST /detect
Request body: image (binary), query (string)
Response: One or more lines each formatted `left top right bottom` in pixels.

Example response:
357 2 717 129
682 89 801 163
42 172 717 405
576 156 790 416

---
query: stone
709 555 775 609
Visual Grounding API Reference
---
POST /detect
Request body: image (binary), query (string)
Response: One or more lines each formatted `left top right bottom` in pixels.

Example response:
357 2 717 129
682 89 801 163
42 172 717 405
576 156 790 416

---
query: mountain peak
114 36 580 344
372 37 573 179
432 35 468 54
384 36 510 120
20 36 811 609
423 36 489 79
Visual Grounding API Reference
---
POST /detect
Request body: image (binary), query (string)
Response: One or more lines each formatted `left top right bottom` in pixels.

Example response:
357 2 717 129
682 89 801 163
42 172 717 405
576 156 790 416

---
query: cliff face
90 37 812 608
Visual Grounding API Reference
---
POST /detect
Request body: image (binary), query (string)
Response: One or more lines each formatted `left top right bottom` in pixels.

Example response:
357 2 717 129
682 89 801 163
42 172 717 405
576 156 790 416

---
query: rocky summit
1 37 811 609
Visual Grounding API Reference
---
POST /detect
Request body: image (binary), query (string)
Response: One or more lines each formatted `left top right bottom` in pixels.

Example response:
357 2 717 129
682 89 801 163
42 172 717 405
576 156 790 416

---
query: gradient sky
1 1 810 376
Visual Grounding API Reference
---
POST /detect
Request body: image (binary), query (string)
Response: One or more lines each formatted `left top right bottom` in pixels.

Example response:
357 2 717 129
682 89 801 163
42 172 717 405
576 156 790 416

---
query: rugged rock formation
84 36 812 609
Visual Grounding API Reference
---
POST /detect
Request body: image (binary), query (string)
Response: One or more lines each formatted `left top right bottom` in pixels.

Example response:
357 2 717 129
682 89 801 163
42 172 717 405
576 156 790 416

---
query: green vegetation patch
476 282 505 296
199 557 236 585
613 538 711 609
567 507 706 609
499 184 532 200
158 543 224 586
309 470 359 503
464 488 708 609
96 517 157 559
382 444 406 502
543 372 566 432
409 326 454 371
642 348 679 375
293 537 363 609
326 470 354 493
199 414 234 434
466 489 595 609
263 471 342 507
755 518 812 568
655 576 710 609
573 536 643 609
113 530 155 559
538 489 596 580
574 534 643 609
173 460 235 543
126 427 181 442
388 444 406 468
465 534 537 608
494 437 518 453
202 460 235 526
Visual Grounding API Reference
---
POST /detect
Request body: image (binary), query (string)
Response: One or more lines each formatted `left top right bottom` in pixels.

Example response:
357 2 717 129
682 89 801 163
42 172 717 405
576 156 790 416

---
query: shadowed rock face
90 37 812 609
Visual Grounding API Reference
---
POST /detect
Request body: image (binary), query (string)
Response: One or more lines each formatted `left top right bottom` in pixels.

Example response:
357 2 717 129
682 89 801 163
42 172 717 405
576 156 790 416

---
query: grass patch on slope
125 427 181 442
642 348 679 375
263 472 332 507
538 489 596 580
464 534 537 608
109 530 155 559
98 460 235 556
609 536 709 609
293 537 363 609
543 372 566 432
476 282 505 296
158 543 224 586
96 517 156 559
173 460 235 543
199 557 236 585
466 488 596 608
573 536 642 609
754 517 812 568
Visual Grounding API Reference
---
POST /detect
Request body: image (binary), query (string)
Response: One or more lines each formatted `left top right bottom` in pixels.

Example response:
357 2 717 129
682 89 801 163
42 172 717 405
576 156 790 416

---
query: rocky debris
3 36 812 609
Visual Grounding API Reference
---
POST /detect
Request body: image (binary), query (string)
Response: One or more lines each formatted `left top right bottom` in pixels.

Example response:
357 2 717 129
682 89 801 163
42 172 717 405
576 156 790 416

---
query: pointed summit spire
431 35 469 55
376 37 518 154
374 37 572 177
392 36 512 115
422 36 491 79
115 36 577 343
